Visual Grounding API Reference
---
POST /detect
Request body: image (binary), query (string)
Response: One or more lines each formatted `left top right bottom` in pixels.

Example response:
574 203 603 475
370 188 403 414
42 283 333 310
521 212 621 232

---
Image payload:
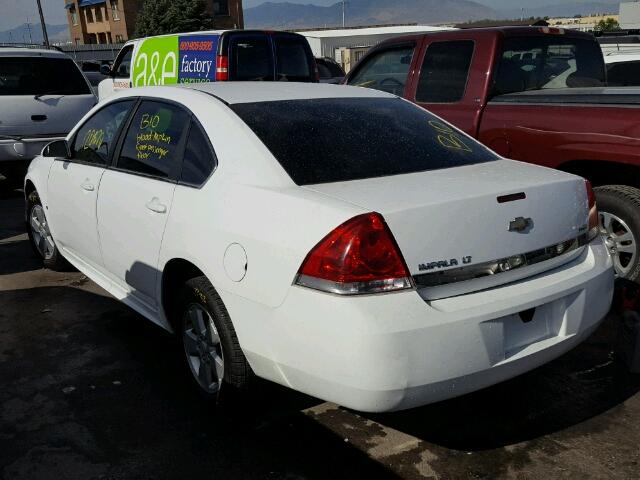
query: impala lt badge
509 217 533 233
419 256 472 271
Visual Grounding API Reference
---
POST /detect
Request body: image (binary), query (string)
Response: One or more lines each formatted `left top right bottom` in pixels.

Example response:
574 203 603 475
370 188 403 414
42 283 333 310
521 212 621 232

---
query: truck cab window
348 46 415 96
493 36 605 96
416 41 474 103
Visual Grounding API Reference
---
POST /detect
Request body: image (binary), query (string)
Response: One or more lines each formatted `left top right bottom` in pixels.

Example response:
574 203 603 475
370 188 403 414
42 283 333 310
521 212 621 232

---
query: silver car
0 47 96 186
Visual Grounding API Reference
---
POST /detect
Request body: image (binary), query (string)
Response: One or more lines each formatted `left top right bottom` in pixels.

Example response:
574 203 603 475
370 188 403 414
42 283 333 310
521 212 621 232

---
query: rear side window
117 101 189 179
416 41 474 103
607 61 640 86
348 46 415 96
181 121 216 186
71 100 135 165
274 35 313 81
230 35 273 81
493 36 605 96
231 97 498 186
0 57 91 96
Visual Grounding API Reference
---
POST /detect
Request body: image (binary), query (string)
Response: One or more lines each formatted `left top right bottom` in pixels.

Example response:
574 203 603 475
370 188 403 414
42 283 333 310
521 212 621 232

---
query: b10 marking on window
135 111 173 161
428 120 472 152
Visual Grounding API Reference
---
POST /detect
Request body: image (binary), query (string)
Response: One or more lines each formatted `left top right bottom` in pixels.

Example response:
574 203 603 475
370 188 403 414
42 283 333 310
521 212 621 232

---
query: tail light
216 55 229 81
585 180 599 239
294 213 413 295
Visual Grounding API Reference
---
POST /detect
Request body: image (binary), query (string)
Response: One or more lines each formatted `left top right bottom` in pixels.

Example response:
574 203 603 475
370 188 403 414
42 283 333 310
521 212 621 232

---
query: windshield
0 57 91 96
232 97 498 186
493 36 605 96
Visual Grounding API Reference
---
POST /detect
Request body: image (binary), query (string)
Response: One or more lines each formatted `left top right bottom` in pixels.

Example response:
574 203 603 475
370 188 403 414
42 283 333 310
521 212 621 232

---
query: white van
98 30 318 100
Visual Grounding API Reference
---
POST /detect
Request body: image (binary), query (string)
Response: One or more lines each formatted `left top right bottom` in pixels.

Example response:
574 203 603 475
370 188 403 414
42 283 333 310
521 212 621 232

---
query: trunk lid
304 160 589 296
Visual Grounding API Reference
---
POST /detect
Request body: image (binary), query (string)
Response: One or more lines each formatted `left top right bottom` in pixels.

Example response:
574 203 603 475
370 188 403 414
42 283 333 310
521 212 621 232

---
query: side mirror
42 140 70 159
100 64 112 76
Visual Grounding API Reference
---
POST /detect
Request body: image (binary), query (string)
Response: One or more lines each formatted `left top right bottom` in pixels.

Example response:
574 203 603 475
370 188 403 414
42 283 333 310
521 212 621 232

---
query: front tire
177 276 253 399
595 185 640 282
26 190 72 271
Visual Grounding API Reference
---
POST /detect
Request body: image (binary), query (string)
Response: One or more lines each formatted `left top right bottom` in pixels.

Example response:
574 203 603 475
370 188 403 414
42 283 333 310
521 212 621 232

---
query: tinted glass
231 35 273 81
181 121 216 186
316 59 344 78
348 47 414 96
317 61 332 79
0 57 90 96
117 101 189 179
114 45 133 78
607 61 640 86
417 41 474 103
493 36 605 96
72 100 134 165
274 36 313 81
232 98 497 186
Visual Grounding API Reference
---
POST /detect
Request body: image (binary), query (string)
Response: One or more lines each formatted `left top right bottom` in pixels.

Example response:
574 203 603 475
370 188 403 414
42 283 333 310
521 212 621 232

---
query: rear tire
26 190 72 271
177 276 253 400
595 185 640 282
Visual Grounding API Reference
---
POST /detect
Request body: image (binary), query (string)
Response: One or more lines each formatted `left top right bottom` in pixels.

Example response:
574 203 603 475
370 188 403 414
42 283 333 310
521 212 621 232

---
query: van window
117 101 189 179
274 35 313 81
71 100 135 165
0 57 91 96
348 46 415 96
232 97 497 186
416 41 474 103
230 35 273 81
113 44 133 78
493 36 605 96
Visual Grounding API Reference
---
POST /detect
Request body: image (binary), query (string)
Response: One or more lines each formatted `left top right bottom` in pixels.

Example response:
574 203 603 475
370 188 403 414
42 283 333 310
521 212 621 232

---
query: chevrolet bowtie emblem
509 217 533 233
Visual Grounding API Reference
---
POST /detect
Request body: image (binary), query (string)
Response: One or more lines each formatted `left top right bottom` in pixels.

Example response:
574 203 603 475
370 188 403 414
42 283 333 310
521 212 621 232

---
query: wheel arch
160 258 208 332
557 160 640 189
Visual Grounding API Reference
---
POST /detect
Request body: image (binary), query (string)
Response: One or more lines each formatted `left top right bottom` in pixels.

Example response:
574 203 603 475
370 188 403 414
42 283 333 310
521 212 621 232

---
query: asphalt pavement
1 186 640 480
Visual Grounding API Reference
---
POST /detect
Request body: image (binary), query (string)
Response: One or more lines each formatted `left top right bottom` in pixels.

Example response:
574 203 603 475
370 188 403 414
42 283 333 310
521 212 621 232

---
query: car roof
175 82 395 104
0 48 69 58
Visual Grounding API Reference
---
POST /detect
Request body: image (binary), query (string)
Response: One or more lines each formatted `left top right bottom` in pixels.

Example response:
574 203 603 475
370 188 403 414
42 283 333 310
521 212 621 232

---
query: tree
595 17 621 32
135 0 214 38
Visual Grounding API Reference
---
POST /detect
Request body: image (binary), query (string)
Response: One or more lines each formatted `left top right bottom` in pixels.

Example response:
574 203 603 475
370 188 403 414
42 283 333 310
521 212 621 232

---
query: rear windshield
231 97 498 185
0 57 91 96
493 36 605 96
274 36 313 81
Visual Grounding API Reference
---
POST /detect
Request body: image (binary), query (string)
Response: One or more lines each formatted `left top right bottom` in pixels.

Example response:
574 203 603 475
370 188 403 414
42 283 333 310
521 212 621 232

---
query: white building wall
620 2 640 29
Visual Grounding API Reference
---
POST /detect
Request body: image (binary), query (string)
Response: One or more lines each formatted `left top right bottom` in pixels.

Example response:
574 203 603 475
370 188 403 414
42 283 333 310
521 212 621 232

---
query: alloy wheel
183 303 225 394
29 204 55 260
600 211 637 278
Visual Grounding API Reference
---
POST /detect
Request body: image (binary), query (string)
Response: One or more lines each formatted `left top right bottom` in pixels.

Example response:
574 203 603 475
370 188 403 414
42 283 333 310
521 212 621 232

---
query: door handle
145 198 167 214
80 181 95 192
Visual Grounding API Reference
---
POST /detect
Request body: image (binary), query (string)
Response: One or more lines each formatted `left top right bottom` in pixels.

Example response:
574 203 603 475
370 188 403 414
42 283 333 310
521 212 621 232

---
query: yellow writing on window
428 120 472 153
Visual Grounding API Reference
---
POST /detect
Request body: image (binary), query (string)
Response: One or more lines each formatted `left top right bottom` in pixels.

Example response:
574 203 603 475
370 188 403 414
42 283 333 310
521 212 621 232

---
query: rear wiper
34 90 68 100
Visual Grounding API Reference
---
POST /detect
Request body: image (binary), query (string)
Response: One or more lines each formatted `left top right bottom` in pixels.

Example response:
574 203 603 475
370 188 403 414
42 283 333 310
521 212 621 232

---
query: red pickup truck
345 26 640 281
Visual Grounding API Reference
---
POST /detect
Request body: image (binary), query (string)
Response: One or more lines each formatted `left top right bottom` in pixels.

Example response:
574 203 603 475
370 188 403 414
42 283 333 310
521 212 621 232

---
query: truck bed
491 87 640 106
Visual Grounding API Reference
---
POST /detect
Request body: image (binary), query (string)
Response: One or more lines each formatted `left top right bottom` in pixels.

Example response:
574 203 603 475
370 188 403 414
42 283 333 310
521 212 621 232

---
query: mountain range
0 23 68 44
244 0 622 29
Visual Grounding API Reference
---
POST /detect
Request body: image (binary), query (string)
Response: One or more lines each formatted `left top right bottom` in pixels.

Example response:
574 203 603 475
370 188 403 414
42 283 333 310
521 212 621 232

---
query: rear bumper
0 137 63 163
227 238 614 413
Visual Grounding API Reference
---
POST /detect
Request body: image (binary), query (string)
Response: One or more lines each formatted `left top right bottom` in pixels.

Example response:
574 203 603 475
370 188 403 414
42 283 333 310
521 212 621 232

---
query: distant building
620 2 640 30
547 13 619 32
64 0 244 45
296 25 453 72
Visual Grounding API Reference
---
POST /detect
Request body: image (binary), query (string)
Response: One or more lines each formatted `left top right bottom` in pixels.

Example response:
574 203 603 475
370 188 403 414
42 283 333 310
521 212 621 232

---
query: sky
0 0 621 31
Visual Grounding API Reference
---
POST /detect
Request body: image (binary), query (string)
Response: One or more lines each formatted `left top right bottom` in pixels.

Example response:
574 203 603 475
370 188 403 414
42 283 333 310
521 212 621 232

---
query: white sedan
24 83 614 412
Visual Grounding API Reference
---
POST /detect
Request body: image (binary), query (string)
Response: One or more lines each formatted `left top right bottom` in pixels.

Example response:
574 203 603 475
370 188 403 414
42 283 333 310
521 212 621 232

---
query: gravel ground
1 187 640 480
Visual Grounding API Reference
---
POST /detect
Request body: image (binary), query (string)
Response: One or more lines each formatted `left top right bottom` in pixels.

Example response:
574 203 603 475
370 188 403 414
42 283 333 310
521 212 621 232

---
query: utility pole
342 0 347 28
26 21 33 44
36 0 49 46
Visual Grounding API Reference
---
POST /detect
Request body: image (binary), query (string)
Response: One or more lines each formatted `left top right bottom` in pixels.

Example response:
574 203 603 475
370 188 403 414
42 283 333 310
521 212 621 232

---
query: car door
347 43 417 97
96 99 189 308
410 40 480 136
98 44 134 100
47 100 136 271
